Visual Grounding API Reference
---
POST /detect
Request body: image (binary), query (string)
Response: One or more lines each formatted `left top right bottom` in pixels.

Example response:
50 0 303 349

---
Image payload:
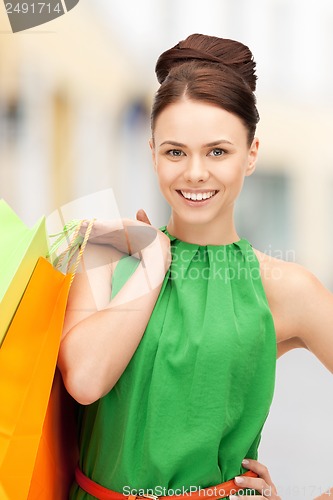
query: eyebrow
159 139 234 147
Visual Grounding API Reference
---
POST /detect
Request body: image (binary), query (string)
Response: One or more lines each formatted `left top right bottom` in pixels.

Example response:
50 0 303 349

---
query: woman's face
150 99 259 230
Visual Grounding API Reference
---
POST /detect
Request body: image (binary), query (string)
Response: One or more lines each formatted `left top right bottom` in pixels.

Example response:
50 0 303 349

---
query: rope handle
47 219 95 284
68 219 94 285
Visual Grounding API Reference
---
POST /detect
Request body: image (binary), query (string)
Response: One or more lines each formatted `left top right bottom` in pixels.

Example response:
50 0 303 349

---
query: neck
166 210 240 246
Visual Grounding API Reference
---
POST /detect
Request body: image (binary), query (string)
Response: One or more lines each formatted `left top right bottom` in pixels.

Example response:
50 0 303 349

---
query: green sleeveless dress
70 226 276 499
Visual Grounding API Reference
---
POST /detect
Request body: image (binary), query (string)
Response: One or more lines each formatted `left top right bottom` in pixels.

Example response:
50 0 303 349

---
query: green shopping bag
0 200 48 346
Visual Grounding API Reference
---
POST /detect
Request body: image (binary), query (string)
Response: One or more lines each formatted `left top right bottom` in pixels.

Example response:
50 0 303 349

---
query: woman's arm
291 268 333 373
254 249 333 370
58 217 171 405
273 262 333 372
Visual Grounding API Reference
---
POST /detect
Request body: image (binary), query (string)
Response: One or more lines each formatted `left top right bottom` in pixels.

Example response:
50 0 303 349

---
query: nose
183 156 209 184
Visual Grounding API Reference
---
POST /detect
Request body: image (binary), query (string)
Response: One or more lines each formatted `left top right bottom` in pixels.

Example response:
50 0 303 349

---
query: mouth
176 189 218 204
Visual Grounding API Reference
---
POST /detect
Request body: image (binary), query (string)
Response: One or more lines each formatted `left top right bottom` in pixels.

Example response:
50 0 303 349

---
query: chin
174 210 219 227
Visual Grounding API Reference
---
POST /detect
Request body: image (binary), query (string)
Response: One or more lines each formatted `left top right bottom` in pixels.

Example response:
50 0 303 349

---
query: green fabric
110 254 140 299
70 226 276 499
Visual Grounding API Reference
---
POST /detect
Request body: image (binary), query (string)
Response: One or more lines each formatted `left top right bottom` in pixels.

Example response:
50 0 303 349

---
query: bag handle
47 219 95 284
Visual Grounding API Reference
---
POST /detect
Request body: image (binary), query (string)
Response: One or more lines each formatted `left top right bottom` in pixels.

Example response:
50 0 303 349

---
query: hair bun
155 33 257 92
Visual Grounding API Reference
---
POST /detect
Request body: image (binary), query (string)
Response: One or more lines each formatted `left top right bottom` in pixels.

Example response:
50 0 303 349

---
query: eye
166 149 185 157
208 148 225 157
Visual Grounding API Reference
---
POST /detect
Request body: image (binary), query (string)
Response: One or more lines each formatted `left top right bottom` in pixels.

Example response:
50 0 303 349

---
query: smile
177 190 218 201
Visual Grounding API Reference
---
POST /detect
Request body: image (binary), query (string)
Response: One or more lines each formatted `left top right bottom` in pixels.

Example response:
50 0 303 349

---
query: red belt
75 466 258 500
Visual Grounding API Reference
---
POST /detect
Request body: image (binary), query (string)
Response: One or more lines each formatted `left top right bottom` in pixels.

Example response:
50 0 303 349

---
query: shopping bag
0 257 72 500
27 368 79 500
26 220 94 499
0 200 48 346
27 220 94 500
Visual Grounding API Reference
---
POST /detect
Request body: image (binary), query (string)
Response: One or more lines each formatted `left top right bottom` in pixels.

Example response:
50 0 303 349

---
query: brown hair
151 34 260 144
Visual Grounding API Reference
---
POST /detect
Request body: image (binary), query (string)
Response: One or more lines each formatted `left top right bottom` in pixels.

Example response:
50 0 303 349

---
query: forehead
154 99 248 146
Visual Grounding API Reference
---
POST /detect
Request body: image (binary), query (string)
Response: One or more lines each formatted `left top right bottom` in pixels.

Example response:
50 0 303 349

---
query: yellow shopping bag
0 200 48 346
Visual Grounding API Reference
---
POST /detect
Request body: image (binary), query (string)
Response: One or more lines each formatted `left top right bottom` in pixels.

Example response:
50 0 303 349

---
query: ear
149 138 157 172
245 137 259 177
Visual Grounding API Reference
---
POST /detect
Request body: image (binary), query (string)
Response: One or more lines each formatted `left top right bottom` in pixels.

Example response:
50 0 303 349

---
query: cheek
156 161 178 185
220 155 248 181
218 165 244 186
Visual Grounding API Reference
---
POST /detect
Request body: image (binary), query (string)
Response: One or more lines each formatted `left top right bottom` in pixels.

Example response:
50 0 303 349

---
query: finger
136 209 151 225
241 459 278 493
234 475 272 497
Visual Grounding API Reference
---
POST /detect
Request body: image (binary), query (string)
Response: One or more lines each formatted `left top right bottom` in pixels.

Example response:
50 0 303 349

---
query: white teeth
180 190 216 201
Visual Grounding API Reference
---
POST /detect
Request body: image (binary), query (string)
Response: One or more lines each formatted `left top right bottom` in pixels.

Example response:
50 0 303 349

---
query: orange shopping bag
0 257 72 500
27 367 79 500
26 219 94 499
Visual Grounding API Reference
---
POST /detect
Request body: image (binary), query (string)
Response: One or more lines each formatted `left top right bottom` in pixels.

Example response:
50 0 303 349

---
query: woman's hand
80 217 155 254
135 209 171 279
79 210 171 280
80 210 167 256
230 459 281 499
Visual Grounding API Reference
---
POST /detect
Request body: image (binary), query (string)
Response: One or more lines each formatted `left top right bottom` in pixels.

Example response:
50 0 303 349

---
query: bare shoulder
252 247 333 369
252 246 333 370
252 247 319 290
251 247 324 350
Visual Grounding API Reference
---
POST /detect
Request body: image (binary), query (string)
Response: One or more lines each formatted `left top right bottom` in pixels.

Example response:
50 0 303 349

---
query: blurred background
0 0 332 498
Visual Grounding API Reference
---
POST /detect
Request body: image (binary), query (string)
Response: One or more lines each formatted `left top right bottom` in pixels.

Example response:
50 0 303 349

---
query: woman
58 34 333 499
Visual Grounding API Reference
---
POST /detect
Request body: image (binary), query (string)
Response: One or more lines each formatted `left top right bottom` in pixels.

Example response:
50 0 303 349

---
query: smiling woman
58 33 333 500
